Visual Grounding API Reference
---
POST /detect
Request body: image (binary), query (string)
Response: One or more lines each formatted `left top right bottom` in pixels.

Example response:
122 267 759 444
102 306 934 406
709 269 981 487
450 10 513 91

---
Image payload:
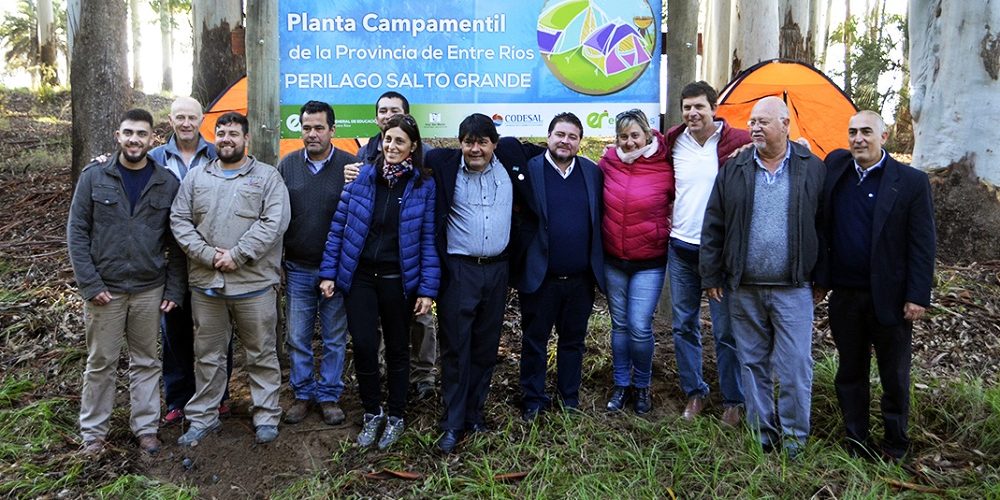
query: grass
0 397 75 461
95 474 197 499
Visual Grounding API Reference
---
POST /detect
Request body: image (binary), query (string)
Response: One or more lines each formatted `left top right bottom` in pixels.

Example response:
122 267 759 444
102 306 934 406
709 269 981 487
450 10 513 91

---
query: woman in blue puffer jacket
319 113 440 450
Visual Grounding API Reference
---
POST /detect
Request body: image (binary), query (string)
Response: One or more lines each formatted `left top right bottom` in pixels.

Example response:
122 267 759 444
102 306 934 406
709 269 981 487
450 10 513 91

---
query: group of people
67 81 935 462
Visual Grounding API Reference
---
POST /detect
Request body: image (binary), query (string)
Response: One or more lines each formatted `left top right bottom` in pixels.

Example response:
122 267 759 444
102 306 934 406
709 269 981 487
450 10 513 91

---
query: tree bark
66 0 80 70
129 0 143 90
910 0 1000 262
780 0 814 63
701 0 732 91
37 0 59 85
159 2 172 93
246 0 279 167
666 0 699 125
731 0 779 77
843 0 852 95
70 0 130 184
191 0 245 106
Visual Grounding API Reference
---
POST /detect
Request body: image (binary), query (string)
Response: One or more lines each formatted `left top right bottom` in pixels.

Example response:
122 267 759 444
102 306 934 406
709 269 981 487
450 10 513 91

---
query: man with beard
68 108 186 455
277 101 358 426
171 112 290 445
517 112 605 421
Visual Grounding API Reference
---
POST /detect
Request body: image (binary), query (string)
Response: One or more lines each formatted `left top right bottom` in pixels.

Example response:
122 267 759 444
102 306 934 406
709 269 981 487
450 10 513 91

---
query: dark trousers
519 275 595 410
438 259 508 431
829 288 912 458
344 268 414 418
162 292 232 410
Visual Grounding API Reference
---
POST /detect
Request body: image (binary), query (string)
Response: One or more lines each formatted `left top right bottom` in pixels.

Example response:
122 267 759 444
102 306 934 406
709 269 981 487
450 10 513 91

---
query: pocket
192 186 213 215
234 188 262 218
91 185 121 221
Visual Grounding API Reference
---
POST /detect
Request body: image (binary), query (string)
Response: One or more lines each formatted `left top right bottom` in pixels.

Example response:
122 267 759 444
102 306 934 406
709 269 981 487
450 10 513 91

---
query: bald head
848 110 889 169
168 96 205 145
748 96 790 155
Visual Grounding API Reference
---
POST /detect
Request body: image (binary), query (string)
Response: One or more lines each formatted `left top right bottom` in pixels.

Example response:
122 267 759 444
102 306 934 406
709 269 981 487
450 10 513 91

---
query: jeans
729 285 814 451
284 261 348 403
668 239 743 405
605 262 665 388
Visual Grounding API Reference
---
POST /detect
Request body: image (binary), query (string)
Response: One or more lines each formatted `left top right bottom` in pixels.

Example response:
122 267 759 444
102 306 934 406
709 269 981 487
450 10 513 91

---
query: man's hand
728 143 752 158
90 291 113 306
812 286 829 305
414 297 433 316
903 302 926 321
706 287 725 302
344 162 362 183
160 300 177 313
91 153 111 164
319 279 336 298
214 247 238 272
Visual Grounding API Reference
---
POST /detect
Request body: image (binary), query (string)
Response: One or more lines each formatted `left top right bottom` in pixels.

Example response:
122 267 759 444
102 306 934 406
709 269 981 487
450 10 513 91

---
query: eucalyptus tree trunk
192 0 245 105
779 0 814 63
701 0 732 91
129 0 142 90
37 0 59 85
731 0 779 77
159 2 173 92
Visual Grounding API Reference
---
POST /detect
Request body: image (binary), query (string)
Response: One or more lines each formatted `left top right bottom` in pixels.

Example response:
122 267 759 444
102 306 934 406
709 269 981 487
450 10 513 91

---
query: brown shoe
721 405 743 427
138 434 161 455
320 402 345 426
81 438 106 456
284 399 311 424
682 396 704 420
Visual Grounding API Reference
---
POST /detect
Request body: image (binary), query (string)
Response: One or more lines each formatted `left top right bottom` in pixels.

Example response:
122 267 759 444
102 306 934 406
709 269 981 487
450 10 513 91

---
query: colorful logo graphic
537 0 657 96
492 114 504 127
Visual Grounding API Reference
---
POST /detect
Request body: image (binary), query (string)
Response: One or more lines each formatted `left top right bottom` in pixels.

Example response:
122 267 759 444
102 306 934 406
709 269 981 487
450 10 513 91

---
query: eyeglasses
747 119 773 128
616 109 645 121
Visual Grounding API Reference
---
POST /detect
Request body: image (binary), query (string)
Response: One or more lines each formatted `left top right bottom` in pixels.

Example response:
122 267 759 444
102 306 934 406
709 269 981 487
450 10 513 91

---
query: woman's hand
319 279 336 298
414 297 432 316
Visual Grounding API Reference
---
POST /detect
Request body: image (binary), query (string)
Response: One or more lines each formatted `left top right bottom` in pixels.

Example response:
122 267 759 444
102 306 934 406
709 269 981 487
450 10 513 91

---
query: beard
218 146 246 164
121 149 147 164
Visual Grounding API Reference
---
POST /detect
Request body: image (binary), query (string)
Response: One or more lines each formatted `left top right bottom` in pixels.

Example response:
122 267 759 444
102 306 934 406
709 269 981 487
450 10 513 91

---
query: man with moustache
68 108 185 455
517 112 605 421
171 112 290 446
277 101 358 425
700 97 825 457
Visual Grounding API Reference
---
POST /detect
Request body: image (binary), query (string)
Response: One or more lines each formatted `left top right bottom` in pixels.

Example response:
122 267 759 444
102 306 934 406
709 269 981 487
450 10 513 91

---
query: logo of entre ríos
586 110 612 129
536 0 656 96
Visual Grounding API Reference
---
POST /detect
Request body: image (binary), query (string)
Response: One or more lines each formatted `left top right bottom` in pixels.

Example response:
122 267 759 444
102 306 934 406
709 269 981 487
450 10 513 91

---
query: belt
548 272 588 281
450 253 507 265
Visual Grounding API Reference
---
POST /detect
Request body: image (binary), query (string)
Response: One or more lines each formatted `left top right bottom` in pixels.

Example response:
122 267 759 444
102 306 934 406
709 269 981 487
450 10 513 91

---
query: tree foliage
829 1 906 113
0 0 67 86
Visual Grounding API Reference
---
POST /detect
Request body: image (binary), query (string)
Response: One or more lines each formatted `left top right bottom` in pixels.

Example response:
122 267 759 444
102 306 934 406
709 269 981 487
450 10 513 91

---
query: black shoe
522 407 542 423
414 381 435 401
634 387 652 414
437 430 462 454
606 386 629 412
467 422 490 434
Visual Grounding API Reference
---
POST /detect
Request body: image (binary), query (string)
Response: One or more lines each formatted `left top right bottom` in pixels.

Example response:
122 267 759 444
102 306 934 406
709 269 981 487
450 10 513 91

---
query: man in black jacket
814 110 935 461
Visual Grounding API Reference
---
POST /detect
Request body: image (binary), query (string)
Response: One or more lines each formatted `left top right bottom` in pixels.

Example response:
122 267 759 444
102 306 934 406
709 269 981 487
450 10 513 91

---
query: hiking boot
377 416 405 450
320 402 346 426
177 421 221 447
357 409 385 448
255 425 279 444
634 387 652 415
284 399 311 424
721 406 743 428
81 438 106 456
162 408 184 426
138 434 161 455
606 385 629 412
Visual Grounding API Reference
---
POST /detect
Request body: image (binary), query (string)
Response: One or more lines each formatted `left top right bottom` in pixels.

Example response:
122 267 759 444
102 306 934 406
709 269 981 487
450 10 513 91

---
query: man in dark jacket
278 101 358 426
700 96 825 457
815 110 935 461
67 108 186 456
664 81 750 425
517 112 606 421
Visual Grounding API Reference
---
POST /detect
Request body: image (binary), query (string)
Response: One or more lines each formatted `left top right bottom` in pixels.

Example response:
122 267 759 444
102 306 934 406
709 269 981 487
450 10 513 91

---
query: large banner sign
279 1 662 138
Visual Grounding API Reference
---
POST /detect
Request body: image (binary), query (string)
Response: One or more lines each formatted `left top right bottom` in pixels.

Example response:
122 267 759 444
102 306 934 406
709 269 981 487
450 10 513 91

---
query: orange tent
715 59 857 159
199 76 363 159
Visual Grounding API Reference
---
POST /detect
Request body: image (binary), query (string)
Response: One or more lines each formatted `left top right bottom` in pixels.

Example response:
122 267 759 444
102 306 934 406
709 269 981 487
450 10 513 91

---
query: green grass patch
0 460 83 498
0 375 37 408
0 398 75 461
95 474 197 499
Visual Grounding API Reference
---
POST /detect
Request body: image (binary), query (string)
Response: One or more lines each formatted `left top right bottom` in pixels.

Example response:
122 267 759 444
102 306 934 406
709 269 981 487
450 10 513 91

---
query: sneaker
634 387 652 415
218 402 231 418
162 408 184 426
377 416 405 450
255 425 279 444
414 381 435 401
284 399 311 424
138 433 161 455
606 386 629 412
177 421 221 447
357 409 385 447
320 402 346 426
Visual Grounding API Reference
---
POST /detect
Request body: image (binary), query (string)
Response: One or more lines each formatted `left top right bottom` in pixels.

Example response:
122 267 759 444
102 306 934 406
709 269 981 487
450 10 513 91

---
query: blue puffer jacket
318 164 440 299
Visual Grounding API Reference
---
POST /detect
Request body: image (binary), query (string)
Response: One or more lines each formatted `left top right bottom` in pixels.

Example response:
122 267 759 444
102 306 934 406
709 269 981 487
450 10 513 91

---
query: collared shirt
150 135 215 180
303 146 334 174
446 155 513 258
670 121 724 244
854 149 887 184
752 143 792 185
544 150 576 179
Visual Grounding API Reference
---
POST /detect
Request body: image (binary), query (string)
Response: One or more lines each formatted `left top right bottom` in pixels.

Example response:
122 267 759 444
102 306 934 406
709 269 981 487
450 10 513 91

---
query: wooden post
246 0 279 167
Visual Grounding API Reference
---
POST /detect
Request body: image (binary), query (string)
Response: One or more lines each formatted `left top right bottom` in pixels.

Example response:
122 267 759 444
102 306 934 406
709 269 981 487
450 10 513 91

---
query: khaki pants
378 312 438 385
79 286 163 441
186 288 282 428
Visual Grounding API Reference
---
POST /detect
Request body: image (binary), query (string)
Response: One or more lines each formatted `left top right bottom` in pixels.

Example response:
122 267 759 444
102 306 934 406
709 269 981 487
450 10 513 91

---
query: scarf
616 135 659 164
381 157 414 188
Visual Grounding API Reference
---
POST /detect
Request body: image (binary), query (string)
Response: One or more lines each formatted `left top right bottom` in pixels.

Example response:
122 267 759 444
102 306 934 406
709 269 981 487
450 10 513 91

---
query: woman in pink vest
598 109 675 414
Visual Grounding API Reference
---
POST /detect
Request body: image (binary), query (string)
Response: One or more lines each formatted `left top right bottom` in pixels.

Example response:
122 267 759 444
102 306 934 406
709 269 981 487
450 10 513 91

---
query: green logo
586 111 611 129
537 0 657 96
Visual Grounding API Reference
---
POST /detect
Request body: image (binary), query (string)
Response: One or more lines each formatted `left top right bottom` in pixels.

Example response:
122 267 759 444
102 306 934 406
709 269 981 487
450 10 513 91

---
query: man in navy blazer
815 110 936 461
427 113 543 453
516 112 606 421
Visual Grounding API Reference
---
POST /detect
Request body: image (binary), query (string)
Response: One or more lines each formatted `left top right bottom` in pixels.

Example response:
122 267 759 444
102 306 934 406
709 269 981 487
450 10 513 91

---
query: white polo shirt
670 121 724 245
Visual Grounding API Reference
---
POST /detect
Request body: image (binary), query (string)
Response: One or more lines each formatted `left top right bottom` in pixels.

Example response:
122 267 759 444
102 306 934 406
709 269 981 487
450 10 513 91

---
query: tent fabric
715 59 858 160
199 75 362 159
